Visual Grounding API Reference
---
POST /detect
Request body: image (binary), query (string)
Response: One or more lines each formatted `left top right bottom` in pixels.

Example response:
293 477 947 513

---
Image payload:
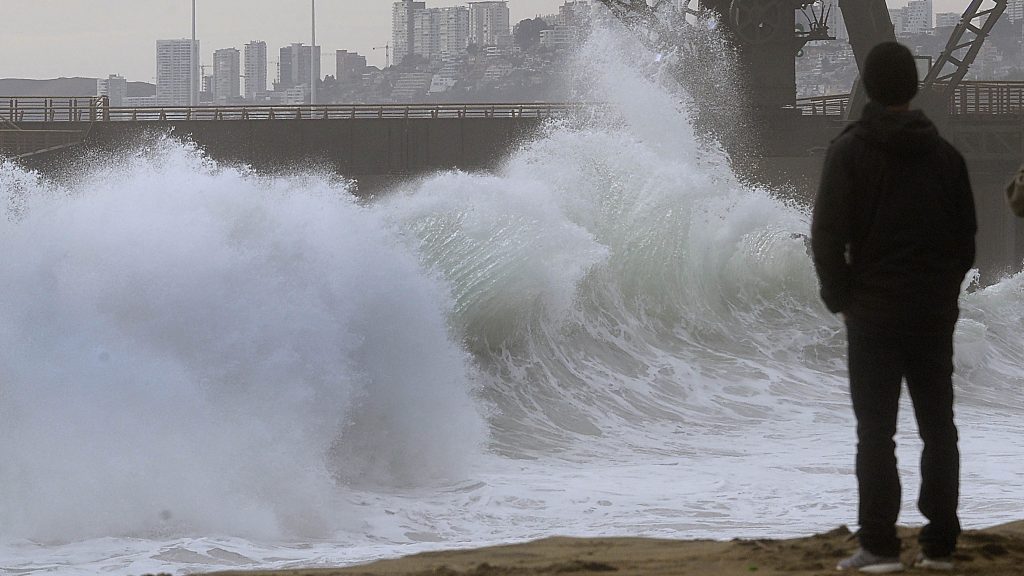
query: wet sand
201 521 1024 576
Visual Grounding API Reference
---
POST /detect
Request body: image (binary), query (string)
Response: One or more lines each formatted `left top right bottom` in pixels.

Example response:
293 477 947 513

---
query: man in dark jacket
811 42 977 573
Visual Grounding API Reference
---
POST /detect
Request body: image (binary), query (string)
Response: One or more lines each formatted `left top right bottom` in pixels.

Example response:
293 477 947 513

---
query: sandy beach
200 522 1024 576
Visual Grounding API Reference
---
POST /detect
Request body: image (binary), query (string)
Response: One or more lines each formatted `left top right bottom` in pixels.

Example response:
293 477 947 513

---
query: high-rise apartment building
415 7 471 62
935 12 960 28
539 1 590 51
437 7 471 61
96 74 127 107
888 8 905 34
469 1 510 47
556 1 591 27
904 0 933 34
245 41 268 101
891 0 932 36
392 2 469 65
213 48 240 104
336 50 368 85
201 74 214 103
156 39 199 107
393 1 426 65
278 43 321 101
413 9 440 62
1007 0 1024 22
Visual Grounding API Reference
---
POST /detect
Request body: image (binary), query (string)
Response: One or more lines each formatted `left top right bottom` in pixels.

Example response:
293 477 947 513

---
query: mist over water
2 17 1024 576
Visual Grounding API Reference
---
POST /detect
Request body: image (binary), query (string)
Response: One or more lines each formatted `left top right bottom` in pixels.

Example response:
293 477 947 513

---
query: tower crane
373 44 391 69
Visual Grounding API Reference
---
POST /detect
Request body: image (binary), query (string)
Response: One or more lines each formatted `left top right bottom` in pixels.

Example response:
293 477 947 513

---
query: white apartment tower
393 2 469 65
213 48 240 104
469 1 510 47
413 9 440 62
904 0 933 34
1008 0 1024 23
890 0 932 36
393 1 426 66
245 41 268 101
416 7 470 62
437 7 470 61
156 39 199 107
96 74 127 107
935 12 960 28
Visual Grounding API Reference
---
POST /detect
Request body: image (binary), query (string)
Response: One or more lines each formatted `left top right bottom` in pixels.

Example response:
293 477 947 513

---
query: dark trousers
846 319 961 558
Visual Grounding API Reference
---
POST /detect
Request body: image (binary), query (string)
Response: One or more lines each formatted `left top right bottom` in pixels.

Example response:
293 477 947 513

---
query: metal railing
6 82 1024 123
795 81 1024 117
2 96 107 122
102 102 579 121
948 80 1024 115
2 97 580 123
793 93 851 117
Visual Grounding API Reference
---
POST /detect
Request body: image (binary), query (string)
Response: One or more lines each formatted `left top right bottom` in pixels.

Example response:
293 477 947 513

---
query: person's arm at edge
955 153 977 276
811 141 854 315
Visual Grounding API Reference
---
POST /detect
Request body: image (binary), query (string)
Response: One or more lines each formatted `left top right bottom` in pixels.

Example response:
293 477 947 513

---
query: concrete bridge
4 92 1024 275
1 97 577 193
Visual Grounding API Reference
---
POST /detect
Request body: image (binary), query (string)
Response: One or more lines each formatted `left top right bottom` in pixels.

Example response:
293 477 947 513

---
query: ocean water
3 26 1024 576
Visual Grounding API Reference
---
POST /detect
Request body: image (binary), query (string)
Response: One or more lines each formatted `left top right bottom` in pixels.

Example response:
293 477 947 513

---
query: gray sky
0 0 975 82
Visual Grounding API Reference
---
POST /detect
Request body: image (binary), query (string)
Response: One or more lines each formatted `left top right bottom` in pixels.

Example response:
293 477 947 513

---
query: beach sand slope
201 521 1024 576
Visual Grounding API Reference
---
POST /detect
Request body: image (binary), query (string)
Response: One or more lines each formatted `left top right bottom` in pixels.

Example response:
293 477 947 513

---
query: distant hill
0 77 98 96
0 78 156 97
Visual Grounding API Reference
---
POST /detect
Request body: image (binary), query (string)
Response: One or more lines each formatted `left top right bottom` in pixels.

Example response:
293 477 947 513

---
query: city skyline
0 0 566 83
0 0 984 83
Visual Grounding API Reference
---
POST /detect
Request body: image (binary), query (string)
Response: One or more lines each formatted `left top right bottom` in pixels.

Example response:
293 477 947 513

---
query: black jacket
811 104 977 329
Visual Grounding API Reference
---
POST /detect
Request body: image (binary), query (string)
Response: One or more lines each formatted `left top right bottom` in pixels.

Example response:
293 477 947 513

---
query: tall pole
406 0 415 67
311 0 317 106
191 0 197 107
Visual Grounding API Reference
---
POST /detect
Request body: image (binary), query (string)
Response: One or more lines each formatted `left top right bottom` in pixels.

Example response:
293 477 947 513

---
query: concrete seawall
17 116 549 193
10 112 1023 276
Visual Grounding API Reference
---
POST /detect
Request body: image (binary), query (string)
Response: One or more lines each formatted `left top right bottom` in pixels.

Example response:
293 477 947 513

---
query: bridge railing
2 96 107 122
793 94 850 117
2 98 581 123
103 102 581 121
948 80 1024 115
9 83 1023 123
794 81 1024 117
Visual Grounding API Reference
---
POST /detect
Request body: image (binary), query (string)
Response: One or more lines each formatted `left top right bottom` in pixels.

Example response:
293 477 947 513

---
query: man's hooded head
862 42 918 106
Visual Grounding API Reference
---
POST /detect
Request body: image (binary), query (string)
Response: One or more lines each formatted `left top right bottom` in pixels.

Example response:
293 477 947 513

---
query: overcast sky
0 0 976 82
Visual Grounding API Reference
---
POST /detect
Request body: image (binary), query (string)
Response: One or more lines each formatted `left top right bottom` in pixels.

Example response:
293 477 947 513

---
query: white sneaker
914 552 954 571
836 548 904 573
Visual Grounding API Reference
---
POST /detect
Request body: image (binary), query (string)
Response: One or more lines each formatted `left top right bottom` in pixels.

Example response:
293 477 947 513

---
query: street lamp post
311 0 317 106
191 0 197 107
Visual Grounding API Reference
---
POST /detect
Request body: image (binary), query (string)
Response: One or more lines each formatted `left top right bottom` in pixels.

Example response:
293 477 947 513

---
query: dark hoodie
811 103 977 330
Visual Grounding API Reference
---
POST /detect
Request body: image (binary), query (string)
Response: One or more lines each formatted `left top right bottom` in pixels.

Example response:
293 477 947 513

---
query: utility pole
311 0 317 106
191 0 197 107
406 0 414 67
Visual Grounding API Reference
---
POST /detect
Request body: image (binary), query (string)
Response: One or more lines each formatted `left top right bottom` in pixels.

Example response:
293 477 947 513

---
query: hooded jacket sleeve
1006 164 1024 218
956 154 977 275
811 140 854 314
